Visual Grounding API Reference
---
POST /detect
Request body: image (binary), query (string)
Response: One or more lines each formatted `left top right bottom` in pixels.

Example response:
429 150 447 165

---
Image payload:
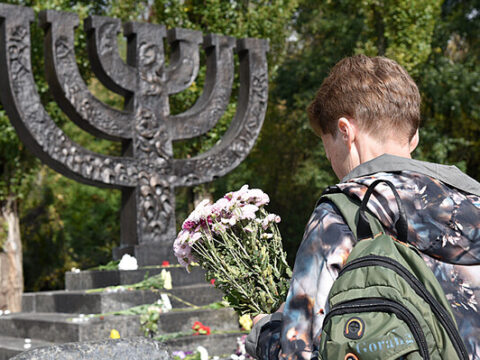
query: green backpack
314 179 469 360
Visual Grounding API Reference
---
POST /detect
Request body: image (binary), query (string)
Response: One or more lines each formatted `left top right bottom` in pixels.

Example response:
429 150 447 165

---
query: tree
0 0 107 302
247 0 474 261
416 0 480 177
0 109 37 311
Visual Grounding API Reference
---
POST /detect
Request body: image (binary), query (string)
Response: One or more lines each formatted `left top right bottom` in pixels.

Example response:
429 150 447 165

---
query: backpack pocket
316 298 428 360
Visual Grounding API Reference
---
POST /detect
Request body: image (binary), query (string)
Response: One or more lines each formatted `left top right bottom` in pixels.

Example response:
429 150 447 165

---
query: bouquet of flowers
173 185 292 316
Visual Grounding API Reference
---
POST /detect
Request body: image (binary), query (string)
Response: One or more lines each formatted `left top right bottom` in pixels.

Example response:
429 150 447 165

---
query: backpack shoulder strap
317 187 384 240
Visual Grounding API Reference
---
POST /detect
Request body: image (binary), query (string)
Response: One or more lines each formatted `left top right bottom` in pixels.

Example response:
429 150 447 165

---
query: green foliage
86 271 166 293
245 0 480 262
21 168 121 290
3 0 478 290
140 304 162 337
87 260 120 271
357 0 441 74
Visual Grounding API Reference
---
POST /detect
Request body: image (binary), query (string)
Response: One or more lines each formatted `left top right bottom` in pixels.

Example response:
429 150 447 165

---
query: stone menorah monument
0 4 268 265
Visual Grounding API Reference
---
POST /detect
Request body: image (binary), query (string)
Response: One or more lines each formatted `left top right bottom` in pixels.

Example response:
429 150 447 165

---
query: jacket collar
342 153 480 196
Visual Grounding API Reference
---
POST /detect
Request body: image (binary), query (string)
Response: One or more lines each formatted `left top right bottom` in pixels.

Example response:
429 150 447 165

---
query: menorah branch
40 10 132 141
85 15 136 97
172 38 269 186
0 4 137 190
169 34 235 141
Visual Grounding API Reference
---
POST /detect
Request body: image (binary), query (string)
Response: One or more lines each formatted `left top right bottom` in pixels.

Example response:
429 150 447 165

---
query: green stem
193 241 262 314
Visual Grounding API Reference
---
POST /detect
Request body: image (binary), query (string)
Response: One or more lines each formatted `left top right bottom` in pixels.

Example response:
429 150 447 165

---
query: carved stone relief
0 4 269 265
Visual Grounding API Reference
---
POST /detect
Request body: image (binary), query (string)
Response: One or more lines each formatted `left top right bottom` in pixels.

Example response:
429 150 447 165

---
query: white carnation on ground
160 269 172 289
196 346 209 360
118 254 138 271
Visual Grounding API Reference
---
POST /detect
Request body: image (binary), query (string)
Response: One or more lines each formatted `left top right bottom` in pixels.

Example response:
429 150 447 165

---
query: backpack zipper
338 255 469 360
323 298 430 359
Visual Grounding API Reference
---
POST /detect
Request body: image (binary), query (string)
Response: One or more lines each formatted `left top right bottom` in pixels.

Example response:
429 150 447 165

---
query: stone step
65 266 207 291
22 284 223 314
0 308 239 343
164 332 247 356
0 335 53 360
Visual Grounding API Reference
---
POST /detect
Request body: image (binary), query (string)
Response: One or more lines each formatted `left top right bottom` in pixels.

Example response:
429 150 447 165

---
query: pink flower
178 256 189 268
239 204 259 220
176 230 190 243
246 188 270 207
262 213 281 230
221 215 238 226
244 226 254 233
187 199 212 223
182 220 197 231
212 222 227 234
175 243 191 258
212 198 231 214
190 232 202 244
235 185 251 201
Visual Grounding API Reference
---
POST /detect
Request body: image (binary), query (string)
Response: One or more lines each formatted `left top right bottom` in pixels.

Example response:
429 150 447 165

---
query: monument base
134 241 177 266
113 241 177 266
112 245 136 261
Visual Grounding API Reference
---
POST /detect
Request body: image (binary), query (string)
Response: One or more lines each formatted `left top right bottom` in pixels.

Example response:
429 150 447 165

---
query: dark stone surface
0 3 269 265
10 337 172 360
22 284 223 314
165 332 245 356
64 266 206 291
22 290 162 314
0 309 237 343
0 335 53 360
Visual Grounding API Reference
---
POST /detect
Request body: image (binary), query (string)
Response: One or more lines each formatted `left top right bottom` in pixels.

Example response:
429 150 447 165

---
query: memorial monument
0 3 268 265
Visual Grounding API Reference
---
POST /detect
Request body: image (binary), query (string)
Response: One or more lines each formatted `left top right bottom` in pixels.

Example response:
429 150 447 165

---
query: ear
409 129 419 154
337 117 357 149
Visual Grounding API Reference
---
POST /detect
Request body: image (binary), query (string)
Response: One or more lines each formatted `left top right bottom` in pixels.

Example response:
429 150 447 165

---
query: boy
246 54 480 359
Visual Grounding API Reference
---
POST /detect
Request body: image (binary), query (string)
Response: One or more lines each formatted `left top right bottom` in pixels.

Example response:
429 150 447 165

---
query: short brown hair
307 54 421 140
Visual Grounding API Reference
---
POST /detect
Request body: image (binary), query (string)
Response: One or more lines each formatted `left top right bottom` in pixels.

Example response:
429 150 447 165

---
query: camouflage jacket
251 154 480 360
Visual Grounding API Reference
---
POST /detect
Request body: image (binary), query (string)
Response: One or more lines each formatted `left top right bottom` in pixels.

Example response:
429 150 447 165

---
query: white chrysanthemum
118 254 138 271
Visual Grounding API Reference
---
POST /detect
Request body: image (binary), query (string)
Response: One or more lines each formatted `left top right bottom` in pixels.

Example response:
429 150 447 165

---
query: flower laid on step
162 260 170 266
160 269 173 290
23 338 31 350
231 335 254 360
239 314 253 332
171 335 253 360
118 254 138 270
109 329 121 339
140 295 172 337
192 321 211 335
173 185 292 316
196 346 209 360
171 350 194 360
172 347 208 360
70 313 94 323
158 293 172 312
